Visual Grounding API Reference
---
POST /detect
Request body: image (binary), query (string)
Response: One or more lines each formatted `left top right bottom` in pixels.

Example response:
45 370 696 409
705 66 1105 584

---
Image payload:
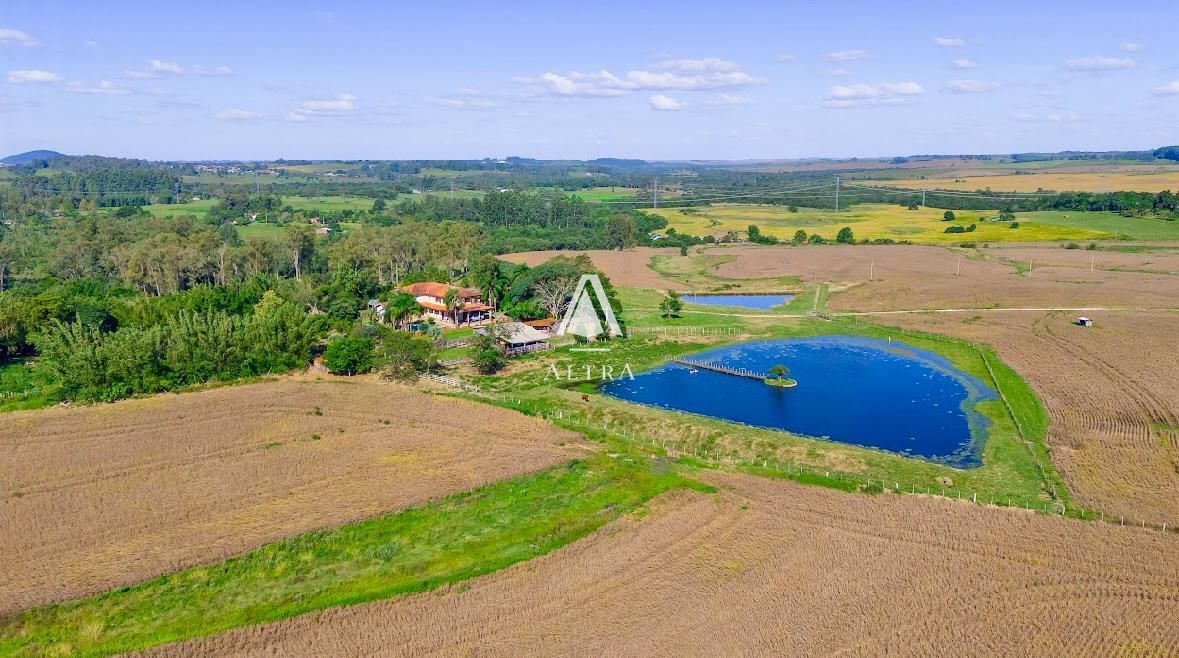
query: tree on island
768 363 790 380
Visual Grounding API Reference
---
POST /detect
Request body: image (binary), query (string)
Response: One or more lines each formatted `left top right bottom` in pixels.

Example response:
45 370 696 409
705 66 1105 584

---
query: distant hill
1 150 65 165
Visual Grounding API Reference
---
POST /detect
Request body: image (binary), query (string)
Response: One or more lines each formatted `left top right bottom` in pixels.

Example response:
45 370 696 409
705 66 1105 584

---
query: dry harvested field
705 244 1179 311
876 170 1179 193
500 247 688 290
0 378 579 615
145 471 1179 657
882 311 1179 525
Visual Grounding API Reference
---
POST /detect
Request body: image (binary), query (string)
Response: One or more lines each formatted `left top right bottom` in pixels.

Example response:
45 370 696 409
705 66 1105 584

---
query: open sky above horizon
1 0 1177 161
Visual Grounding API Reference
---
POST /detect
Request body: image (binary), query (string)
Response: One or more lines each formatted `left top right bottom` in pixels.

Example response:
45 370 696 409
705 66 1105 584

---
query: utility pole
956 256 962 276
835 175 840 212
653 178 659 209
869 260 875 281
254 172 260 195
921 187 926 206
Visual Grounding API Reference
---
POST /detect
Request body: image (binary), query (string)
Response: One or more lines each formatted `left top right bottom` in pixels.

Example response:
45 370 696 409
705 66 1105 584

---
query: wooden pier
672 358 767 381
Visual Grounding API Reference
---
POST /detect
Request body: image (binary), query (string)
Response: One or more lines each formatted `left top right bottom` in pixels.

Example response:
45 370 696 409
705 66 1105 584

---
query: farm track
146 472 1179 658
0 378 580 615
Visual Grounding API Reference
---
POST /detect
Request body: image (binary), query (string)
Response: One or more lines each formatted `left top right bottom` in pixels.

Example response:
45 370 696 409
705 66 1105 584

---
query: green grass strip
0 455 701 657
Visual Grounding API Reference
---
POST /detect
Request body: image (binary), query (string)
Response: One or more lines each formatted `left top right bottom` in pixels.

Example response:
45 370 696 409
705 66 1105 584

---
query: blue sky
1 0 1176 160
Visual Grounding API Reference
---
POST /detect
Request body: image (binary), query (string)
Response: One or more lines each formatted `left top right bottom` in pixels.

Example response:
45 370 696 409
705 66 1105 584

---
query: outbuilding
1076 316 1093 327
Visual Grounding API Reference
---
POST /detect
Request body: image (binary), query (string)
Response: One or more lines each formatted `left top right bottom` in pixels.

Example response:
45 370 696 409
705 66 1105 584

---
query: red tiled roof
401 282 481 299
525 318 557 328
419 300 491 313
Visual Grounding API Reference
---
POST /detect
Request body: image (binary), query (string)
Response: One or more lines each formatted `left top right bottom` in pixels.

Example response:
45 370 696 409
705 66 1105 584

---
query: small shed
1076 316 1093 327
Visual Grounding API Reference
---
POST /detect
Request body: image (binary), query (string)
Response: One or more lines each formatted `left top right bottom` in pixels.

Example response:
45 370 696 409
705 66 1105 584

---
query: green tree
604 214 636 250
835 226 854 244
943 210 956 221
283 223 316 281
470 326 505 374
374 327 434 380
443 287 464 325
386 291 422 330
659 290 683 318
807 233 825 244
746 224 762 242
792 230 808 245
371 198 387 213
323 335 374 375
768 363 790 380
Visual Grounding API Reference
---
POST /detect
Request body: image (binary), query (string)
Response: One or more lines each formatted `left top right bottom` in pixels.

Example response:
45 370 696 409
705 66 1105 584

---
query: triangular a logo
565 288 605 338
556 274 623 339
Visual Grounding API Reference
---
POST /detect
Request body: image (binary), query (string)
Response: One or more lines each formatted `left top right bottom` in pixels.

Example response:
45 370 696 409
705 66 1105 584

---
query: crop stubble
144 471 1179 657
0 378 579 615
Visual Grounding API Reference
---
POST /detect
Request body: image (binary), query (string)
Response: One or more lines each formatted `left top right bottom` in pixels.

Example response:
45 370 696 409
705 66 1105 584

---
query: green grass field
140 199 217 218
283 195 375 212
1017 210 1179 241
569 186 644 202
651 203 1119 244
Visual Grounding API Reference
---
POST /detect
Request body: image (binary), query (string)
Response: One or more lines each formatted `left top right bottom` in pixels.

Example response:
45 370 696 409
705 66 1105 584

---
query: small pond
601 335 997 468
682 294 795 310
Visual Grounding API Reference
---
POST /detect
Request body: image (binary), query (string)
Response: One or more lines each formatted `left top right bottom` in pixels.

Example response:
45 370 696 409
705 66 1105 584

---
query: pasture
570 186 645 202
140 199 217 218
283 195 374 212
0 378 578 614
148 471 1179 657
650 203 1114 244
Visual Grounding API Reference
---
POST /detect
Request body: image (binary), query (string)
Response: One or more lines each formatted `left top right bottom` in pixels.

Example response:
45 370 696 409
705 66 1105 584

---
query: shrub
944 225 967 234
835 227 854 244
807 233 826 244
943 211 956 221
792 230 808 245
1064 242 1081 250
323 335 375 375
787 205 799 213
1009 222 1020 229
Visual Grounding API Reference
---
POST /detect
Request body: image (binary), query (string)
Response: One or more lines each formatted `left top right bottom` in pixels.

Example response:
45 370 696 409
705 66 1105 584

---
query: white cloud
83 39 100 48
215 108 264 120
0 28 37 47
193 65 234 77
1120 42 1143 52
775 53 797 62
1153 81 1179 96
517 58 763 98
424 93 503 110
719 94 752 105
952 58 977 69
519 71 630 97
946 79 1000 93
934 37 966 47
826 49 871 62
649 94 683 111
1065 55 1135 71
288 93 356 121
127 59 232 79
827 67 851 76
651 57 737 73
1012 110 1081 123
824 81 924 108
7 69 62 84
64 80 128 95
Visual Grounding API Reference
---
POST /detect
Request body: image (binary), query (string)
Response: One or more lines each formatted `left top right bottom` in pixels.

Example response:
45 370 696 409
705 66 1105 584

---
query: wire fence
629 326 744 336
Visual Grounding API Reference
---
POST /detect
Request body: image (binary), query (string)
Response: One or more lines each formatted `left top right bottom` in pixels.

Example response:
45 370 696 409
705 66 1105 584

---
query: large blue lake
682 294 795 310
602 336 997 468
